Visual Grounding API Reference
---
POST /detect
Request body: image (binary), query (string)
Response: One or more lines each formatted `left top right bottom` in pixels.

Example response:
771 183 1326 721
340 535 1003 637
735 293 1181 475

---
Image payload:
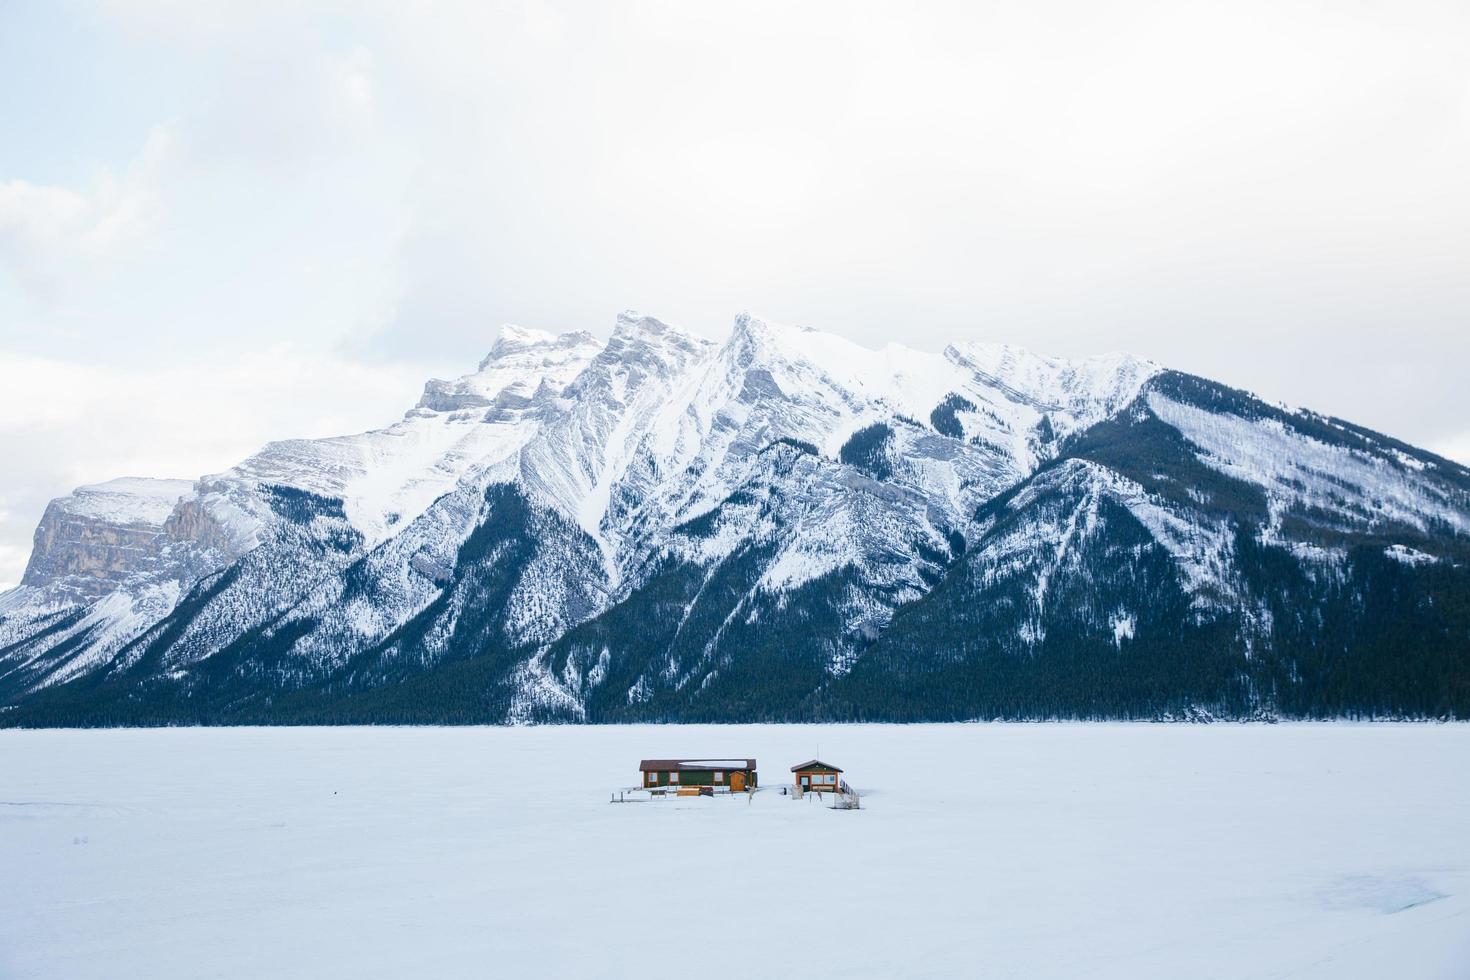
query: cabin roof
639 758 756 772
790 759 843 773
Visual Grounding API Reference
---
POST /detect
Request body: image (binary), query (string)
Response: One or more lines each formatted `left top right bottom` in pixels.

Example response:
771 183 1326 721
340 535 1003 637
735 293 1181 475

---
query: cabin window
714 771 723 783
670 772 679 783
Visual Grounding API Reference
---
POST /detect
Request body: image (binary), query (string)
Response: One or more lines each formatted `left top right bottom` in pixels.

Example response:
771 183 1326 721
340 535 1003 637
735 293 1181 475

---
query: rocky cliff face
21 479 194 598
2 313 1466 725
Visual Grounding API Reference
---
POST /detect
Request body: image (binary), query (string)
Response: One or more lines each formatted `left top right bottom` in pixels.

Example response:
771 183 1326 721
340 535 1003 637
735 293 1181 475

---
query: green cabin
639 758 757 793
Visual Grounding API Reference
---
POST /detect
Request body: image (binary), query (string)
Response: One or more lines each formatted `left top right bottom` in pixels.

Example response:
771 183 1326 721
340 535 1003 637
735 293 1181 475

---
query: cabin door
731 771 746 792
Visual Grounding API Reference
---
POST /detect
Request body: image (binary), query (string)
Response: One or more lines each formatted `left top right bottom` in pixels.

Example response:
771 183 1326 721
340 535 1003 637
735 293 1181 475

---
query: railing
791 779 859 808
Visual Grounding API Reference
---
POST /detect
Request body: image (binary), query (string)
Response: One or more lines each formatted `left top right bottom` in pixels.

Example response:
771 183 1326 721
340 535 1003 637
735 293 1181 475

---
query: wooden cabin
791 759 843 793
639 759 757 793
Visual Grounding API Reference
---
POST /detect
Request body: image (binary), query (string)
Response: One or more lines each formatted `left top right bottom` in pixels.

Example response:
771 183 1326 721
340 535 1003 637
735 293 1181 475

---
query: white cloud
326 47 375 123
0 347 435 590
0 126 174 301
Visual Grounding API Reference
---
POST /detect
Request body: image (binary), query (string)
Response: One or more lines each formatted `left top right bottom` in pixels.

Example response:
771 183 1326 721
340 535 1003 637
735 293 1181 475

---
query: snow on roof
638 759 755 772
790 759 843 772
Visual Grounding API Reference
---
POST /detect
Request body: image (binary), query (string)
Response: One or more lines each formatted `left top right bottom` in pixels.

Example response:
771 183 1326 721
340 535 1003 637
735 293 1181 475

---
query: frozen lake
2 724 1467 979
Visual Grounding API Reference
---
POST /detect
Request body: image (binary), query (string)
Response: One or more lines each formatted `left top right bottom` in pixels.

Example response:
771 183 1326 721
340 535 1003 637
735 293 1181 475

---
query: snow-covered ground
2 724 1467 979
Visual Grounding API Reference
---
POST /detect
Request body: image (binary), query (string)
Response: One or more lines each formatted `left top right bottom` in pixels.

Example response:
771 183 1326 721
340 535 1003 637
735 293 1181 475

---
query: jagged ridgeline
2 312 1467 725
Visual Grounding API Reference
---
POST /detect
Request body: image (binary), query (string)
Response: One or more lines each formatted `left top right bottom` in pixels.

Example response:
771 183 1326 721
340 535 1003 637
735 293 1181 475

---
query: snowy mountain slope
514 437 971 723
122 331 607 670
948 342 1159 434
2 315 1466 725
581 313 1159 595
1145 389 1470 540
835 371 1470 720
0 329 602 705
517 312 717 581
493 315 1168 722
131 311 1079 716
0 477 233 696
216 325 602 550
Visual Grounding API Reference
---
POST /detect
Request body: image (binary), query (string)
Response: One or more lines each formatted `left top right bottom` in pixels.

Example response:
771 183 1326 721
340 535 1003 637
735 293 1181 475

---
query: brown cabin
639 759 758 793
791 759 843 793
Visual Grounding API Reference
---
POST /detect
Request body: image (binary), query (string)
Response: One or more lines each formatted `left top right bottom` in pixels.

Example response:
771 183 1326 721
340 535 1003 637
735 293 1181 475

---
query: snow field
1 723 1467 979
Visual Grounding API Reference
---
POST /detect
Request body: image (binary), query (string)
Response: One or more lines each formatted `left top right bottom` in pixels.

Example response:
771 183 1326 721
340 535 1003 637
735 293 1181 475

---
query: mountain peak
610 310 709 348
47 477 193 527
947 339 1156 377
479 325 599 369
416 327 601 413
613 309 665 332
946 340 1160 418
726 312 859 369
731 310 816 340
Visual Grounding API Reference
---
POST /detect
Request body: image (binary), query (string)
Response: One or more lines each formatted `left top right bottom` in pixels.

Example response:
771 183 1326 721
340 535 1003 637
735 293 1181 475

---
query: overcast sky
2 0 1468 588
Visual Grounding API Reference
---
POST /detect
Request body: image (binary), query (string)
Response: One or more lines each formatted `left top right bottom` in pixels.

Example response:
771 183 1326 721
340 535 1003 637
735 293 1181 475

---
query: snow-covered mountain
3 312 1467 725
